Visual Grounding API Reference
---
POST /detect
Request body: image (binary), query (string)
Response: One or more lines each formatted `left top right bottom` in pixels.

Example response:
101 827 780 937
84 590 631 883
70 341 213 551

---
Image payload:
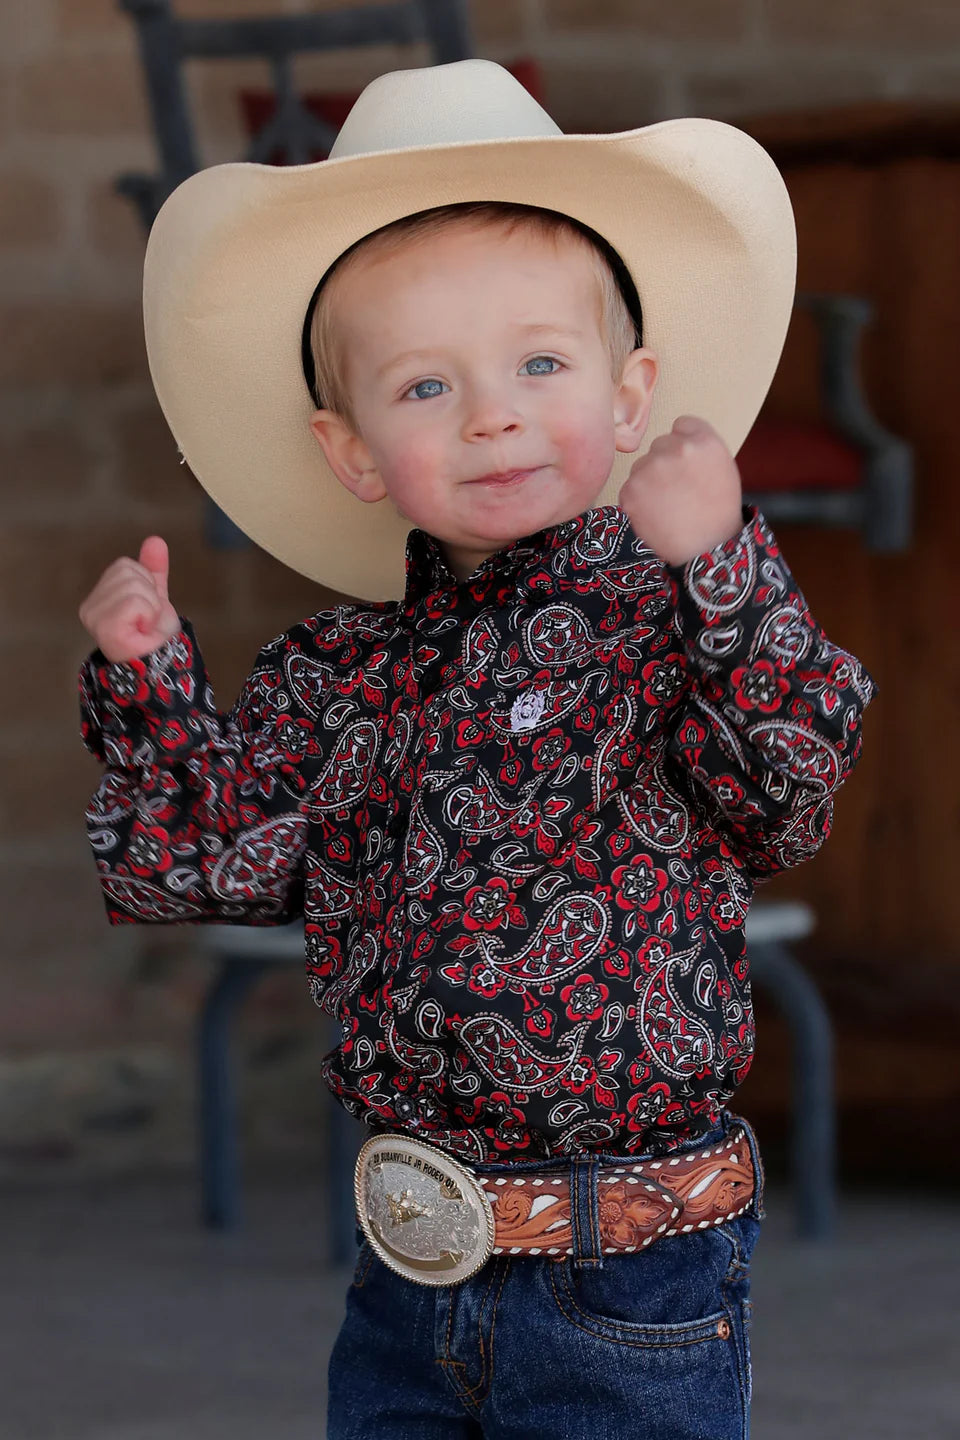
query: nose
461 388 525 443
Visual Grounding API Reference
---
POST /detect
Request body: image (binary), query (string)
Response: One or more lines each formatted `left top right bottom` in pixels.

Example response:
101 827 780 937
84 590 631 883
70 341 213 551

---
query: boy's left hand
617 415 744 567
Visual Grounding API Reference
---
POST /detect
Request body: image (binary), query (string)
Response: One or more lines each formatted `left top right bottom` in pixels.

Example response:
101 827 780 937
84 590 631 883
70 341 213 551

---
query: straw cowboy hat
143 59 796 600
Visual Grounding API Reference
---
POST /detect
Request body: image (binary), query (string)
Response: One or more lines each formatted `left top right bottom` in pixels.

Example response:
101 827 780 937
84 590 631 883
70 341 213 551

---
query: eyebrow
376 349 438 381
516 324 585 340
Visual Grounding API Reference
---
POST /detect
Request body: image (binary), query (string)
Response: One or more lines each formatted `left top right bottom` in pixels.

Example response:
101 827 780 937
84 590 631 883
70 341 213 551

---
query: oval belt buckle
354 1135 496 1287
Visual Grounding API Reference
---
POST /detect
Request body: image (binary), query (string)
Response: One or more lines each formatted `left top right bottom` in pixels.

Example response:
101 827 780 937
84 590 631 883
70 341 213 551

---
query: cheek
366 417 447 508
552 406 616 482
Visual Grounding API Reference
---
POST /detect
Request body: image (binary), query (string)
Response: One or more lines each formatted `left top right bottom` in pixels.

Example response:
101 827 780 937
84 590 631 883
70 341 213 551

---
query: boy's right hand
78 535 182 663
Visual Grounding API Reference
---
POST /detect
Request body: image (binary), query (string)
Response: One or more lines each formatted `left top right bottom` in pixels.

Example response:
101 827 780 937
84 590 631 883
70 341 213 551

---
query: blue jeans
327 1114 763 1439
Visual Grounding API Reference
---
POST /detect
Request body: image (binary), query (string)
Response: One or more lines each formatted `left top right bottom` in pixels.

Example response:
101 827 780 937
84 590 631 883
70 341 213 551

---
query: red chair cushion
738 419 863 492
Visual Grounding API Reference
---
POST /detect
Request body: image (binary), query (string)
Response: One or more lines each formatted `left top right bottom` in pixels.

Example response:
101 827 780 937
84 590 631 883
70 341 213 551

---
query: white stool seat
202 921 305 961
745 900 816 945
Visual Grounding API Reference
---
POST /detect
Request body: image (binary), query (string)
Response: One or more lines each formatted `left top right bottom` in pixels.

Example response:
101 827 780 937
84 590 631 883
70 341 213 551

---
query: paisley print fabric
79 507 874 1162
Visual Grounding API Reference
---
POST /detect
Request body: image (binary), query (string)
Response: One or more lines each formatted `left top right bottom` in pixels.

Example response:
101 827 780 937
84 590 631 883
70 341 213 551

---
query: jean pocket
549 1247 735 1348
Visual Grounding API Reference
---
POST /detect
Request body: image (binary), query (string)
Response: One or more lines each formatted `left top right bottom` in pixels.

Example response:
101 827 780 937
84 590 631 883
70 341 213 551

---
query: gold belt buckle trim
354 1135 496 1287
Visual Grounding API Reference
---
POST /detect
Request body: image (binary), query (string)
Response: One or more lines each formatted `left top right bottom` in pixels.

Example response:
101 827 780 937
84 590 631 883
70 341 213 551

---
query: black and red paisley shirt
79 506 874 1162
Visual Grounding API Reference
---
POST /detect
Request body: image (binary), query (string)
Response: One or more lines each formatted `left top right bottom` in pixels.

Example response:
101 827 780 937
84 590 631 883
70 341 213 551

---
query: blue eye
522 356 560 376
407 378 448 400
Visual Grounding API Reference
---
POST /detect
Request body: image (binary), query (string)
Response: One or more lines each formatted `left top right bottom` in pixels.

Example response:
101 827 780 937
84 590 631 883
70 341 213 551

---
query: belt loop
570 1154 603 1270
730 1114 765 1220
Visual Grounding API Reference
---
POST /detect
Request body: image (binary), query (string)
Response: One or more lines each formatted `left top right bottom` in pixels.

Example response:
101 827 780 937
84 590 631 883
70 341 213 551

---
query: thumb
672 415 714 439
138 535 169 603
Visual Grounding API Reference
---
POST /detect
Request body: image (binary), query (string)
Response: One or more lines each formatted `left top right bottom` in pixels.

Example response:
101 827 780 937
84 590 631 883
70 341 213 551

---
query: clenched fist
78 535 181 663
618 416 744 567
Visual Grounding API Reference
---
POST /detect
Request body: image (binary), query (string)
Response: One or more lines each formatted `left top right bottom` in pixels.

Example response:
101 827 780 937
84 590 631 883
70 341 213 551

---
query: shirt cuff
664 506 783 671
78 618 208 766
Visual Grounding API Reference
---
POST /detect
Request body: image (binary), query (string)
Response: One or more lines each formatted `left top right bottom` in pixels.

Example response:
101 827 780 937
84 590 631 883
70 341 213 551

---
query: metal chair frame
750 292 913 553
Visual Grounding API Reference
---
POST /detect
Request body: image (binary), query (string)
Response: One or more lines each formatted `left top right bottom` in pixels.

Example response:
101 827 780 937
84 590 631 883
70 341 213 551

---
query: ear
613 348 658 454
309 409 387 503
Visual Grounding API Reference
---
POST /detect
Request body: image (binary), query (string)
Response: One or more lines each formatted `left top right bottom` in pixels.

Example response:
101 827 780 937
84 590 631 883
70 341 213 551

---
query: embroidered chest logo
510 690 546 732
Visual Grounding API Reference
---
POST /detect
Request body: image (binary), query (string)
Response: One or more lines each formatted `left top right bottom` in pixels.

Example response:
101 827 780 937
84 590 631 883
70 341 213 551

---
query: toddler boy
79 60 873 1439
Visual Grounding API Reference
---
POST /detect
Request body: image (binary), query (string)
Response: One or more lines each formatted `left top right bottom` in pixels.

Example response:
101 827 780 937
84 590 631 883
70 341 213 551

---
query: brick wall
3 0 960 1175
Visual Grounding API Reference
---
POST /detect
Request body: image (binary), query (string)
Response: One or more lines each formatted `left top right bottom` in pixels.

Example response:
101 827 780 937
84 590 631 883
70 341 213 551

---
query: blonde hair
308 202 639 428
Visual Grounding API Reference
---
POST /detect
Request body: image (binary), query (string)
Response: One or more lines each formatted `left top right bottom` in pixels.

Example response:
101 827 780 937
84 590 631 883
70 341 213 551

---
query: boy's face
310 222 657 581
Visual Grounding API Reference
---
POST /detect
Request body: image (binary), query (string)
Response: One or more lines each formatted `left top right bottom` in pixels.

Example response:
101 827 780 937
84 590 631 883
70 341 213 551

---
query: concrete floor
1 1170 958 1439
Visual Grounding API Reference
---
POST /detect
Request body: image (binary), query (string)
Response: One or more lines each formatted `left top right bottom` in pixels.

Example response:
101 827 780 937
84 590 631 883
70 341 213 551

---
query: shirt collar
401 506 643 618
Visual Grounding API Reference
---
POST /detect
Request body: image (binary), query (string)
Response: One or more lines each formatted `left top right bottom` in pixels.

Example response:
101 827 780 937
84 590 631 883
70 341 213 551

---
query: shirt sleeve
663 507 876 879
78 617 311 926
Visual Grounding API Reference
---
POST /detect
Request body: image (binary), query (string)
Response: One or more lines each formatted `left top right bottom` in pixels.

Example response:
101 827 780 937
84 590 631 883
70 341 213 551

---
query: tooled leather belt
354 1130 755 1286
478 1130 754 1257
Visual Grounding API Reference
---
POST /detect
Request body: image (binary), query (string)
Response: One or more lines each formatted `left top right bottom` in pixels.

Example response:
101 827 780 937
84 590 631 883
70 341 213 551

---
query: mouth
466 467 544 488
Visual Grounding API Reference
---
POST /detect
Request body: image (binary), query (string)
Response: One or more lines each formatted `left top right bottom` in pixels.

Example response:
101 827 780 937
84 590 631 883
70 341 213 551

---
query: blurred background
2 2 959 1437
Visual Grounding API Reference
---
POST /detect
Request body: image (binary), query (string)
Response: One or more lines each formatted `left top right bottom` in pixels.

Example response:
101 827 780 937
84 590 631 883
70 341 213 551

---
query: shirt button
419 662 446 694
386 813 407 840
